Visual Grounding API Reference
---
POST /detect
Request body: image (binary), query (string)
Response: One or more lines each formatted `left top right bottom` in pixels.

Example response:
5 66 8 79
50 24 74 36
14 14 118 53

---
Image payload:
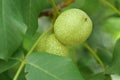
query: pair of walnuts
34 8 92 57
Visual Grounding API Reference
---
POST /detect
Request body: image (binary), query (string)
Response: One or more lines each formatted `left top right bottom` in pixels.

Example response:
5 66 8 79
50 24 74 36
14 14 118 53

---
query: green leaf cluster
0 0 120 80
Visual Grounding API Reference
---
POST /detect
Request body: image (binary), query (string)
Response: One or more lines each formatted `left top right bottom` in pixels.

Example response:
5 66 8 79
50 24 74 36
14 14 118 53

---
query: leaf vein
27 62 61 80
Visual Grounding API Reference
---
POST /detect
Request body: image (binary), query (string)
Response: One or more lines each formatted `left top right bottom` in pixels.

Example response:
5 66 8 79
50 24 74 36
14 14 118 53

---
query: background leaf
0 50 24 73
0 0 26 60
0 73 10 80
0 0 49 60
25 52 84 80
21 0 49 35
89 73 111 80
102 17 120 42
107 39 120 75
22 0 50 51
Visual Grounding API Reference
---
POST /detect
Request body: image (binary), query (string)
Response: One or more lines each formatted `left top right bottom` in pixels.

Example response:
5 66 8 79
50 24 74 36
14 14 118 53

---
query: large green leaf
0 0 26 60
21 0 48 35
0 0 48 60
107 39 120 75
25 52 84 80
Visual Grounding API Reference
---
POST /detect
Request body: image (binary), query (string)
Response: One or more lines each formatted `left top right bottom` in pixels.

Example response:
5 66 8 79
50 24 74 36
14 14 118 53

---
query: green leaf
21 0 48 35
107 39 120 75
0 59 19 74
22 0 49 50
0 50 24 73
7 65 26 80
0 0 26 60
115 0 120 10
0 73 10 80
89 73 111 80
0 0 48 60
77 60 94 79
25 52 84 80
97 48 112 66
102 17 120 41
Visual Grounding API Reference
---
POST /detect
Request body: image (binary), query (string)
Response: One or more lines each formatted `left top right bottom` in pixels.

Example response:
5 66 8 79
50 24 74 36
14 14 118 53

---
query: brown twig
57 0 75 10
39 0 75 18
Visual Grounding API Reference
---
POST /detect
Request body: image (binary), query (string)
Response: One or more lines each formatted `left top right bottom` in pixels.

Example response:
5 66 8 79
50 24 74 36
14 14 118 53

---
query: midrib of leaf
27 62 61 80
1 0 8 55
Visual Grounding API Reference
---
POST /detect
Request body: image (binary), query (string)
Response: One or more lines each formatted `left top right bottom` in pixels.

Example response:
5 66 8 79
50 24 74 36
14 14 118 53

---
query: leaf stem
13 27 53 80
13 61 25 80
49 0 59 15
83 43 106 71
49 0 60 23
100 0 120 15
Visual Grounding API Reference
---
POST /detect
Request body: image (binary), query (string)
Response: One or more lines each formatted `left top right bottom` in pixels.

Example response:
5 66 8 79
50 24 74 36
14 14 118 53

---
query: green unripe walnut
34 34 48 52
45 34 68 56
34 33 68 57
54 8 92 46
